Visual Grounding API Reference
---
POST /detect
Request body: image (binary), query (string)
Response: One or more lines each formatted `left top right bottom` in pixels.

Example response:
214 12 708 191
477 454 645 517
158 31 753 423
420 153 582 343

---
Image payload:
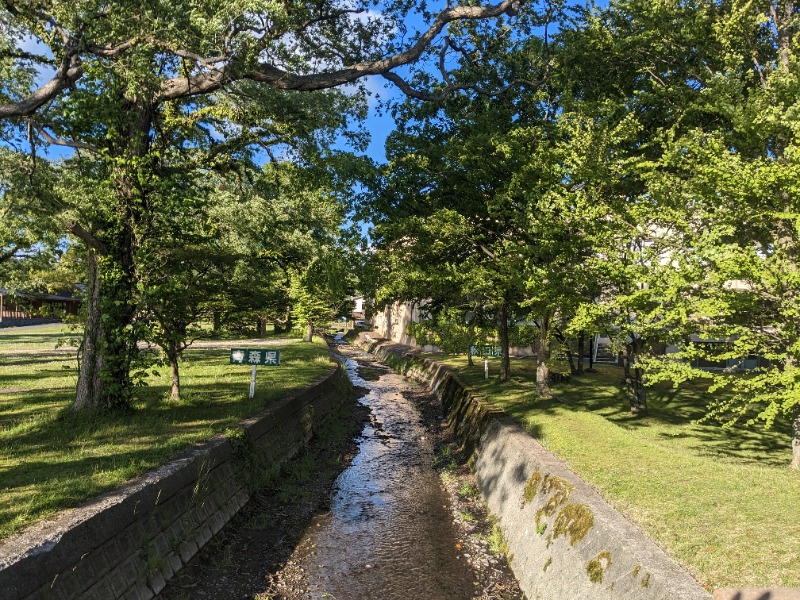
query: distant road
0 323 68 331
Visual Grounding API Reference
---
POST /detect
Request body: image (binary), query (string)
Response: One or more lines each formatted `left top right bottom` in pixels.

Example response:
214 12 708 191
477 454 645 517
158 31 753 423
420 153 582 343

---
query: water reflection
293 339 476 599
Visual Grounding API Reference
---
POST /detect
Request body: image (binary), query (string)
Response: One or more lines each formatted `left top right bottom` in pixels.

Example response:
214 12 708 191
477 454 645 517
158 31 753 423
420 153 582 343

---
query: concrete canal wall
358 333 712 600
0 365 350 600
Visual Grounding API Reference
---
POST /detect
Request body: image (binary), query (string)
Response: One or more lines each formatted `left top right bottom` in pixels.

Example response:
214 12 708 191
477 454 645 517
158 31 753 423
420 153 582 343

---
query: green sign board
230 348 281 366
470 345 501 357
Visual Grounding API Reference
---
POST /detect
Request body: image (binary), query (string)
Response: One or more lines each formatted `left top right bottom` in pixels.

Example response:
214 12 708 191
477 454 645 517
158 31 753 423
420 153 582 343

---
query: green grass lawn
0 325 335 541
435 355 800 590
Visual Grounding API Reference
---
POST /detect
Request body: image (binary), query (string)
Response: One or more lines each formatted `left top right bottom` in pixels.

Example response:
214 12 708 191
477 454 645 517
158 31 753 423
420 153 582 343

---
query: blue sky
354 77 400 163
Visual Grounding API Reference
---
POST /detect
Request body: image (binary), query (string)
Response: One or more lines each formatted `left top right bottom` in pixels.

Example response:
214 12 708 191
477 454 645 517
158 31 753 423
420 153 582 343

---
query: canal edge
0 364 351 600
355 332 711 600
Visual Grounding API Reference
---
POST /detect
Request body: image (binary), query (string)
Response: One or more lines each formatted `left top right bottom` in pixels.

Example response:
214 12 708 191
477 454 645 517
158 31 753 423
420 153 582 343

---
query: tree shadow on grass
0 354 73 378
0 331 67 345
469 362 794 469
0 368 75 387
0 444 199 539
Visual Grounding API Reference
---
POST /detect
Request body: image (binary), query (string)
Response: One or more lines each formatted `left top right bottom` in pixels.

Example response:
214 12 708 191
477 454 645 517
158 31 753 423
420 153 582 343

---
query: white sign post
471 345 500 381
230 349 282 398
249 365 257 398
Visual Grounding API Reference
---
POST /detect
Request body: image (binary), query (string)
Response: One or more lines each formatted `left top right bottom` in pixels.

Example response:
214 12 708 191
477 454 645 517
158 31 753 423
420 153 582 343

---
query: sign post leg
249 365 257 398
484 357 489 380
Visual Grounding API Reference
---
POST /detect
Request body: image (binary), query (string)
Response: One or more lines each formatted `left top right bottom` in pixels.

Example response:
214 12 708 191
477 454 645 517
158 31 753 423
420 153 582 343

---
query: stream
283 338 478 599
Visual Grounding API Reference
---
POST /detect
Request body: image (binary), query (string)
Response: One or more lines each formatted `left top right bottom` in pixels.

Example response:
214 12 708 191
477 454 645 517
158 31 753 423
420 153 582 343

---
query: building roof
0 287 81 302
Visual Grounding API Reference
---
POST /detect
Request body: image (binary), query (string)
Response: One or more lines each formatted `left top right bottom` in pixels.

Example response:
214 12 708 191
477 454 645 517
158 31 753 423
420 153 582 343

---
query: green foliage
0 0 377 410
0 149 64 289
407 306 493 355
458 482 480 498
531 0 800 438
487 520 511 557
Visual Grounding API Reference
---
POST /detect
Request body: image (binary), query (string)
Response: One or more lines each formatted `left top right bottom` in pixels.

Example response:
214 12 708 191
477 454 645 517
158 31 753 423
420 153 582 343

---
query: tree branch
65 221 107 255
0 49 56 66
0 245 23 265
1 0 525 113
34 124 99 153
0 65 83 118
0 18 84 118
382 71 541 101
298 8 365 33
159 0 524 99
86 37 142 59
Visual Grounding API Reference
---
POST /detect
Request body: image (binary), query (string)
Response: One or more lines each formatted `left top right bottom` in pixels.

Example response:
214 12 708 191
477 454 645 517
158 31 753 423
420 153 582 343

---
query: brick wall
0 365 348 600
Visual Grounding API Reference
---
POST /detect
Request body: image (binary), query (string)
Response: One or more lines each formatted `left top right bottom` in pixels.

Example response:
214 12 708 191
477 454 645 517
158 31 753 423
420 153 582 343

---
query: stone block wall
359 334 711 600
0 365 349 600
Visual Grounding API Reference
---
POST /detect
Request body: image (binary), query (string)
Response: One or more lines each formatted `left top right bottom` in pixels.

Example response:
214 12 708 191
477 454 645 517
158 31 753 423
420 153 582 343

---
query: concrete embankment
0 365 350 600
357 333 712 600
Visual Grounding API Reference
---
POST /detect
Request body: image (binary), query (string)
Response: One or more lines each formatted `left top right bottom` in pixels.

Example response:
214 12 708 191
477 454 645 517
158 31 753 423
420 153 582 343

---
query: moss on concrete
552 502 594 547
535 475 574 524
586 550 612 584
523 470 543 505
641 572 651 588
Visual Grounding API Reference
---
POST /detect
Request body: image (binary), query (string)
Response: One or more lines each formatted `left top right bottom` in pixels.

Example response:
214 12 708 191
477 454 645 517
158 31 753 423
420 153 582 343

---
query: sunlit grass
0 327 334 540
433 355 800 589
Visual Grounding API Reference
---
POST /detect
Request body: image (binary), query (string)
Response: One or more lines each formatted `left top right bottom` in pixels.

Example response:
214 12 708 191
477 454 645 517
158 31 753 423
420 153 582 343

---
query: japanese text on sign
470 345 501 357
230 349 281 366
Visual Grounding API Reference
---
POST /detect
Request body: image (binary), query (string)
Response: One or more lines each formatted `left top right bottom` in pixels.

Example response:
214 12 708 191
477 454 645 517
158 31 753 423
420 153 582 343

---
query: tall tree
0 0 526 410
630 1 800 464
556 1 800 455
368 4 593 390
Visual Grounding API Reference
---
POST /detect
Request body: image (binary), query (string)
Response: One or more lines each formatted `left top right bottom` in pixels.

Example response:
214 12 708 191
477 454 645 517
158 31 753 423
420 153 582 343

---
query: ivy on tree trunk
74 211 139 411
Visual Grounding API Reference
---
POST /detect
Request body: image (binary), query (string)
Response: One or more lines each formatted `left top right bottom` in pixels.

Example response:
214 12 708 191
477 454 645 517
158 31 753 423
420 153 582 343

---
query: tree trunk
74 104 150 411
74 248 138 410
212 311 221 334
168 341 181 401
790 354 799 469
566 349 577 376
624 340 647 415
274 307 293 334
303 321 313 342
577 331 585 375
588 334 595 371
536 314 552 397
257 318 266 337
74 251 105 410
498 301 510 382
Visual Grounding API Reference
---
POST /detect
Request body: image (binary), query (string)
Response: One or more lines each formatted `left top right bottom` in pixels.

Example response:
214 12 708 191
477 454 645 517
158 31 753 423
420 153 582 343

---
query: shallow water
291 341 477 599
